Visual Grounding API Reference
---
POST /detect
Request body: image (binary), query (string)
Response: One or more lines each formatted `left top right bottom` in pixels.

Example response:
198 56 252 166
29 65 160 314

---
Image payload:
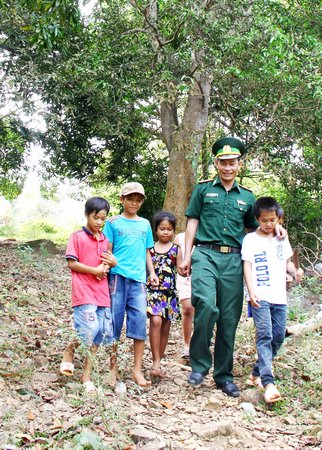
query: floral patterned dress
147 244 179 321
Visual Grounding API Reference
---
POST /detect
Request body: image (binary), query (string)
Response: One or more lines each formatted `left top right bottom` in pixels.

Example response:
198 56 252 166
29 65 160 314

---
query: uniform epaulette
198 179 213 184
239 184 253 192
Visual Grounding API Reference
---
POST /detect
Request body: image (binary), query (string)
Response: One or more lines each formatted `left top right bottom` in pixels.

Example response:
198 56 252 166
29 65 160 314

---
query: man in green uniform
179 136 257 397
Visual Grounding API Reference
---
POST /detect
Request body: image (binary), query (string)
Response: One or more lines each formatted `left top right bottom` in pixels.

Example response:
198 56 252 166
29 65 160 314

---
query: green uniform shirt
186 177 257 248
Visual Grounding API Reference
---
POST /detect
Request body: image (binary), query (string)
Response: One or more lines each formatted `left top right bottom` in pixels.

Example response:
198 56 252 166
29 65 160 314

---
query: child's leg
125 280 150 385
181 298 193 354
132 339 151 386
109 274 127 381
95 306 116 386
251 301 274 387
149 315 162 370
62 341 79 362
271 304 287 361
81 344 98 384
60 340 79 375
159 318 171 360
110 342 118 370
72 304 101 386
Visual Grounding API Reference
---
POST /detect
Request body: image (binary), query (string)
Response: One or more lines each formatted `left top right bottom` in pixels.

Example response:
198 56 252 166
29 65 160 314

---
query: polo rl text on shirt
255 251 270 286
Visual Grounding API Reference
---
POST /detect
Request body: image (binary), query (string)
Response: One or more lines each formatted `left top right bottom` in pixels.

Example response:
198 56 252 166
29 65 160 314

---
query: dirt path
0 242 321 449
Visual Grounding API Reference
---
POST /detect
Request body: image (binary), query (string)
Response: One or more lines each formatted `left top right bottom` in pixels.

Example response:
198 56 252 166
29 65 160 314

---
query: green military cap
212 137 245 159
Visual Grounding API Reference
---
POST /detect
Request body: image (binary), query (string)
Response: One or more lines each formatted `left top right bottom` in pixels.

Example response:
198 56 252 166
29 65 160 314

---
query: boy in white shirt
242 197 302 403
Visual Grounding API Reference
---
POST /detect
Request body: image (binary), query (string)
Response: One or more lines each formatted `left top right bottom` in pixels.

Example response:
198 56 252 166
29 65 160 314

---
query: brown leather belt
196 243 241 254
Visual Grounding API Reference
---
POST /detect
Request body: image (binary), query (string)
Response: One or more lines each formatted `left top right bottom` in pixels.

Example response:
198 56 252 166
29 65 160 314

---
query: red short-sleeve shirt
65 227 111 307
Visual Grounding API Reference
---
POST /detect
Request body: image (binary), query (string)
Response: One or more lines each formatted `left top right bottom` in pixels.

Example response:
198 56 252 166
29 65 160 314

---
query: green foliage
0 117 30 198
0 0 81 52
19 219 57 239
0 0 320 248
72 429 107 450
0 179 22 200
288 298 308 323
16 244 34 265
0 218 69 245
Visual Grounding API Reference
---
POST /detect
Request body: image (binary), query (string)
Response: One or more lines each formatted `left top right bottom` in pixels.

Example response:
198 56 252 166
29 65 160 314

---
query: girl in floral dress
147 211 182 378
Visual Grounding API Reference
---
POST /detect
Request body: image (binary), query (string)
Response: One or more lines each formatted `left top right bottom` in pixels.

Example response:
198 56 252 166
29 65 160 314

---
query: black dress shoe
216 381 240 397
188 371 204 386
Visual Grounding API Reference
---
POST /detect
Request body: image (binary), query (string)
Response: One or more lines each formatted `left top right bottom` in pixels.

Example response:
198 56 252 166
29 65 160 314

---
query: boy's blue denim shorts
109 274 147 341
73 304 113 346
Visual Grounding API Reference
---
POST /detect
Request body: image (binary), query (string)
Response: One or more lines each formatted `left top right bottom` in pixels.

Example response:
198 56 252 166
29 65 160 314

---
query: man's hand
275 224 287 239
178 256 191 277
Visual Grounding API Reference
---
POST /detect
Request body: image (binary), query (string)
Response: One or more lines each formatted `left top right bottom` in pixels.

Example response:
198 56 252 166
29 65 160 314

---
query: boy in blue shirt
103 182 158 387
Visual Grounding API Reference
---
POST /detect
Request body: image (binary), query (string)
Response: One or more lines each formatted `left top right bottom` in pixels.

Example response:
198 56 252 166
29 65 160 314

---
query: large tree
1 0 320 231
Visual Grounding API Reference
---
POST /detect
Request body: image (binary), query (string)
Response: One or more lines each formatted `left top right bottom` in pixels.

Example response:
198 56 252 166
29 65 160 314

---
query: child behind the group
175 232 194 362
277 206 304 285
242 197 302 403
60 197 116 393
103 182 158 388
147 212 182 377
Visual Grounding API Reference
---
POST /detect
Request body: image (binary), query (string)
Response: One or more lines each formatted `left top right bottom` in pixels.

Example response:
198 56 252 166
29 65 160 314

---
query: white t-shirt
241 233 293 305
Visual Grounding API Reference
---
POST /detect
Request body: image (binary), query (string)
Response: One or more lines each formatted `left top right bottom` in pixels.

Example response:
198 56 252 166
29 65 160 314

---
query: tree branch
121 28 148 35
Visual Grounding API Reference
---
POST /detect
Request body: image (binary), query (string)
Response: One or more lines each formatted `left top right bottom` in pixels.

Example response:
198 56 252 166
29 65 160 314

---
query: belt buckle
220 246 230 253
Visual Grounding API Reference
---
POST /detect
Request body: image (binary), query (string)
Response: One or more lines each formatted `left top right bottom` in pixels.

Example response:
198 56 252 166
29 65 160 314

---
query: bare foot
247 373 263 389
131 371 152 387
83 380 96 394
107 365 118 388
80 373 91 384
150 368 166 378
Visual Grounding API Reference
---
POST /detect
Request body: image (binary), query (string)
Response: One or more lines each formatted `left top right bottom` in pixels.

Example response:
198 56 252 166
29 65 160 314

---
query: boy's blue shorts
109 274 147 341
73 305 113 346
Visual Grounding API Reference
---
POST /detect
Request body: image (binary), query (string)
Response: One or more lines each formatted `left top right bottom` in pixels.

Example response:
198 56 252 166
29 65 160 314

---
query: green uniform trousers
190 246 243 384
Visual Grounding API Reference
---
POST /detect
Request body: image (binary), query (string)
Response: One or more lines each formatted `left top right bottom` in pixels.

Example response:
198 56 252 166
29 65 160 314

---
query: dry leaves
0 241 321 449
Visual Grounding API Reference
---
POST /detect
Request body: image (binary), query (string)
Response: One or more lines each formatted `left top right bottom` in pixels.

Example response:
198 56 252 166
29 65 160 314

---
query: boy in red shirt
60 197 116 393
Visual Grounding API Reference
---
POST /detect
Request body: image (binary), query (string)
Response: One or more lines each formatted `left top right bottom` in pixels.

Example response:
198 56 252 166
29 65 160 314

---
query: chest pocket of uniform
203 197 221 213
231 202 248 217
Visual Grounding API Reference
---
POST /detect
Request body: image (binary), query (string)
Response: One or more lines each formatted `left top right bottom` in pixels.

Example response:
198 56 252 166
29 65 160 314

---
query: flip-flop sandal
264 384 282 403
247 373 263 389
83 380 96 394
60 361 74 376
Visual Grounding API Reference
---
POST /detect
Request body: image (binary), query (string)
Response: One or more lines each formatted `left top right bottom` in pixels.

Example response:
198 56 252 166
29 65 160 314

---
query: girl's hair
253 196 280 219
153 211 176 232
277 206 285 221
85 197 110 216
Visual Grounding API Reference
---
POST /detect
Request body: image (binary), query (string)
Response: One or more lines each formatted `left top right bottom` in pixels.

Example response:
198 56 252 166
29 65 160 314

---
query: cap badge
223 145 232 153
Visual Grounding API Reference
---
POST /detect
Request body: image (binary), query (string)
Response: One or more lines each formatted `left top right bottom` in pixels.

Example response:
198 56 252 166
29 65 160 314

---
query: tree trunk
163 74 212 231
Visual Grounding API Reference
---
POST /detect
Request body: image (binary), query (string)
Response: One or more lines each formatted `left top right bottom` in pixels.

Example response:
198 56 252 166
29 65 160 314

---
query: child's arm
100 249 117 269
179 218 199 277
287 259 304 283
67 259 108 280
243 260 260 308
146 249 159 286
176 244 183 270
100 242 117 268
